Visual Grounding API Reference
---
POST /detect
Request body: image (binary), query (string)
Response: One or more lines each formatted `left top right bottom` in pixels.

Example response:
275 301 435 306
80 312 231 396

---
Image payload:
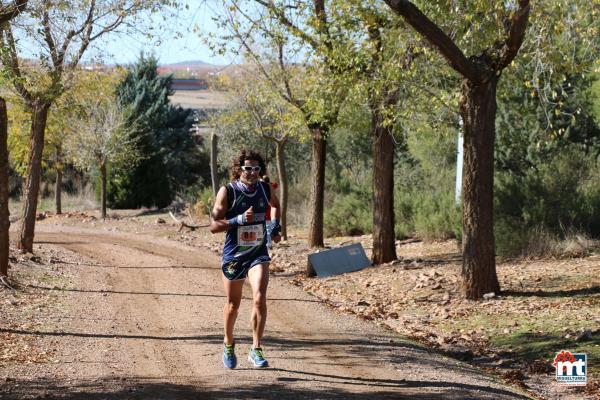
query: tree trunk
55 148 62 215
275 140 288 240
371 110 397 264
0 98 10 277
210 132 218 197
100 159 107 220
308 126 326 247
460 77 500 299
17 102 50 253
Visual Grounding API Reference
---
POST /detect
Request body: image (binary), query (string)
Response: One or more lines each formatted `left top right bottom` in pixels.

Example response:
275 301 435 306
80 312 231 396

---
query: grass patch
492 331 600 375
37 272 66 288
450 297 600 377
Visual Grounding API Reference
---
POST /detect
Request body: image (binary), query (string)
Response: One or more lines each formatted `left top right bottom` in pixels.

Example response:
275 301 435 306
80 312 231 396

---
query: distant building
170 78 209 91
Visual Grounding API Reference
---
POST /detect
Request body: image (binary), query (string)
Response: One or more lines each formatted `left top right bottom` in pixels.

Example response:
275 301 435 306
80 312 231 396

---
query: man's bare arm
210 186 255 234
269 190 282 242
209 186 230 234
269 191 281 220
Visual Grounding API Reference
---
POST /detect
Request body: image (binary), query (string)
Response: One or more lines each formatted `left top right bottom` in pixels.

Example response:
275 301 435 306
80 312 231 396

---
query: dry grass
519 229 598 259
286 174 314 229
169 90 230 110
190 199 211 219
9 188 98 219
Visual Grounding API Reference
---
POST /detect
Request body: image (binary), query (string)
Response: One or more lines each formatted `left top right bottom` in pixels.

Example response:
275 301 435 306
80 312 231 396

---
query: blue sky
89 1 231 66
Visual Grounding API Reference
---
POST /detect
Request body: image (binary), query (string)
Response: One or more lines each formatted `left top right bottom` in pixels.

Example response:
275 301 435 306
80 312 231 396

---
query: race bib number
238 224 264 246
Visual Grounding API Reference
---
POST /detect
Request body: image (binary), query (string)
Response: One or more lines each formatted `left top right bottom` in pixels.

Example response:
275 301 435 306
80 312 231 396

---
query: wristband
270 219 281 237
227 214 245 227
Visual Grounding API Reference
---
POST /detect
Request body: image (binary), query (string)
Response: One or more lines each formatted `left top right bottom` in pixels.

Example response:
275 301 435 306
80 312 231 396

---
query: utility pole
455 117 463 205
209 131 218 197
191 113 219 197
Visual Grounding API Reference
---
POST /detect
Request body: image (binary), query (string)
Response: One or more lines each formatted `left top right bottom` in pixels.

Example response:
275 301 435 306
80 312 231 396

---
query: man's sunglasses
240 165 261 173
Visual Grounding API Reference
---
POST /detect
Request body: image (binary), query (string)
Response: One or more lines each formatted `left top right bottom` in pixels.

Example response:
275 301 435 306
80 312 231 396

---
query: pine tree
109 55 201 209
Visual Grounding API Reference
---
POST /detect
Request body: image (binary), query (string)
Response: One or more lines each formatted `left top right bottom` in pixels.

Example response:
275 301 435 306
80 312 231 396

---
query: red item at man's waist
266 182 277 220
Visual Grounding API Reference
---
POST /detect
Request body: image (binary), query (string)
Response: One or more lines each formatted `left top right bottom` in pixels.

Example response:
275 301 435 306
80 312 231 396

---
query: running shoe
223 343 237 369
248 347 269 368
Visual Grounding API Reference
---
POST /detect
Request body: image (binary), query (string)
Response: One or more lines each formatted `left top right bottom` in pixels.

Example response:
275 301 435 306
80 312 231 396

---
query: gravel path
2 226 532 399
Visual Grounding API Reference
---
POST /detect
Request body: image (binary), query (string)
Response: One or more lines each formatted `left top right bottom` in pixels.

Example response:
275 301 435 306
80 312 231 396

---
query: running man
209 149 281 369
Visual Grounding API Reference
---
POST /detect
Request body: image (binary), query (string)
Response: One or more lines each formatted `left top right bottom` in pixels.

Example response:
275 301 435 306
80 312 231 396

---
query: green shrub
494 217 535 257
394 189 415 239
325 191 372 237
494 147 600 257
413 191 460 241
395 188 460 241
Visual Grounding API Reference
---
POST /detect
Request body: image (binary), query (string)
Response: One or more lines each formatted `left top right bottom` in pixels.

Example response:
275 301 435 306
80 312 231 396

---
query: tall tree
383 0 600 298
338 1 420 264
0 98 10 278
110 54 203 209
0 0 28 279
382 0 531 298
67 99 137 219
0 0 166 252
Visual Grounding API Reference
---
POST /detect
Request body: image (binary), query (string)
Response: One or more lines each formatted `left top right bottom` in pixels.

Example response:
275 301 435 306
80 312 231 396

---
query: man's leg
223 276 244 345
247 263 269 348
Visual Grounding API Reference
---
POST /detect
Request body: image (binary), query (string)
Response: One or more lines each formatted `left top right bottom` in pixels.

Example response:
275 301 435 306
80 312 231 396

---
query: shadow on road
0 376 530 400
26 285 322 303
0 329 419 352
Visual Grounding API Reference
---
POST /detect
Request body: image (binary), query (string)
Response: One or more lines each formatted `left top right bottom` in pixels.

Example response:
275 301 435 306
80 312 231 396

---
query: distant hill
78 60 238 80
158 60 223 79
162 60 212 67
80 59 217 70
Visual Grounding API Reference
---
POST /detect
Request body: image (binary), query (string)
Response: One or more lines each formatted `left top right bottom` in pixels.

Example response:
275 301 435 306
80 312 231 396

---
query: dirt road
2 226 531 399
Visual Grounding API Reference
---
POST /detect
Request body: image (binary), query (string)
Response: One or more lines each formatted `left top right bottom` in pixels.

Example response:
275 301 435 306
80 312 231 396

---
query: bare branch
60 2 94 44
227 11 292 107
0 0 27 25
88 12 127 42
228 0 304 110
41 6 59 68
252 0 319 49
65 0 96 69
276 40 302 108
71 26 98 68
0 26 32 104
313 0 331 52
169 211 208 231
365 19 382 77
0 275 16 290
382 0 478 81
247 96 271 138
496 0 531 69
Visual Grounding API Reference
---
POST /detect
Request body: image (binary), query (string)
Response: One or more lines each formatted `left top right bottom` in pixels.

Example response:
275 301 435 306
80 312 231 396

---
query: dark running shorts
222 255 271 281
